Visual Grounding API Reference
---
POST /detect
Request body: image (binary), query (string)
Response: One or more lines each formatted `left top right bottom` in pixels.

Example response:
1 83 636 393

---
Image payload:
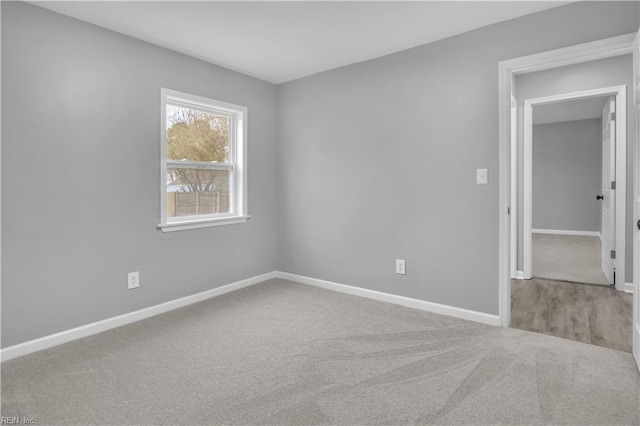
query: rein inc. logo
1 418 35 425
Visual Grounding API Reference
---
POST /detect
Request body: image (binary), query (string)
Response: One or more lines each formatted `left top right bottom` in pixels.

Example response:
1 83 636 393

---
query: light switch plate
476 168 488 184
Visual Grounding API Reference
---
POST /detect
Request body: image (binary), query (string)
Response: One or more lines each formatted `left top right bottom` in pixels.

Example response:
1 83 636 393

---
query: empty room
2 1 640 425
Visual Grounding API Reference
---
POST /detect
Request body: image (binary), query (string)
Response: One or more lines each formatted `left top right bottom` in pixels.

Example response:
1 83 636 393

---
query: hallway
532 233 609 285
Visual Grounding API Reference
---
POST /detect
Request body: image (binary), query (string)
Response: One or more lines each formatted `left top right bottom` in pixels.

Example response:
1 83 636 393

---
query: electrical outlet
128 271 139 289
476 168 488 184
395 259 406 275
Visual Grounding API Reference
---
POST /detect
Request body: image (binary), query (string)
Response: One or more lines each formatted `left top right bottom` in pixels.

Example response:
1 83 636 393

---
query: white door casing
498 33 635 328
510 95 518 279
601 97 616 285
522 86 626 287
632 28 640 371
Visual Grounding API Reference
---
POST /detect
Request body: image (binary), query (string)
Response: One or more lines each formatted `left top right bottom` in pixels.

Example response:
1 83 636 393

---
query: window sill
158 215 250 232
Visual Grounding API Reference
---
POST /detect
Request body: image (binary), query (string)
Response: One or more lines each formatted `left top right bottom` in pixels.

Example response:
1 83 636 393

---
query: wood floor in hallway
511 278 632 352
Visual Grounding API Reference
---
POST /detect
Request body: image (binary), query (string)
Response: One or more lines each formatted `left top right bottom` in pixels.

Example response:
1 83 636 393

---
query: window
159 89 248 232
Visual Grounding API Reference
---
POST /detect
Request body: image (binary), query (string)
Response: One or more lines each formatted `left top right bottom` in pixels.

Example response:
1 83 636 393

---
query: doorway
513 88 632 352
521 87 627 289
498 33 639 365
531 97 611 286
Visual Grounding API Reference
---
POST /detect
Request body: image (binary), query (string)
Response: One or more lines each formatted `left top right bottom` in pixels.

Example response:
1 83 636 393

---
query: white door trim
522 86 627 289
498 33 635 327
632 30 640 371
532 229 602 238
510 95 518 278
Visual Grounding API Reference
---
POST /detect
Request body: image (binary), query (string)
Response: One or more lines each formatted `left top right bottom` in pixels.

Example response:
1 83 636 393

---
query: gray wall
532 119 602 233
278 1 639 315
1 2 279 347
2 1 639 347
515 55 634 278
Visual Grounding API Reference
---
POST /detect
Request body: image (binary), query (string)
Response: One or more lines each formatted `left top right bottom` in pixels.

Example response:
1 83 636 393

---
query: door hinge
611 181 616 190
611 112 616 121
610 250 616 259
507 207 510 215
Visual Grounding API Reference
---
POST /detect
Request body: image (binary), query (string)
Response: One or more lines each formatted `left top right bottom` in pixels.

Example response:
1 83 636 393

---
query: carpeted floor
533 233 609 285
2 279 639 425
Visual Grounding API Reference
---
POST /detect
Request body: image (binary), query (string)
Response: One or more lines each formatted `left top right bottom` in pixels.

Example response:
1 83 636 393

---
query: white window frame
158 88 248 232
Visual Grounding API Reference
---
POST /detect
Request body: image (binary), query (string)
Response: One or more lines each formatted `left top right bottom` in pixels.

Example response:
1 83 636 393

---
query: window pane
166 168 230 218
166 105 230 162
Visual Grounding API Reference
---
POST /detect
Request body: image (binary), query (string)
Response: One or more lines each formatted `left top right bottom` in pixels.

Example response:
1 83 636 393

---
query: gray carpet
533 233 609 285
2 279 639 425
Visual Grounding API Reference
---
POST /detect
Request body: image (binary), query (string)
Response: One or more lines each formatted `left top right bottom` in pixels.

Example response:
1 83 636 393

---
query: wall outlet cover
128 271 140 289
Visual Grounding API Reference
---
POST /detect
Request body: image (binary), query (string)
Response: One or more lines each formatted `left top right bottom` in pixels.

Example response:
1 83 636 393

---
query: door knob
596 195 604 200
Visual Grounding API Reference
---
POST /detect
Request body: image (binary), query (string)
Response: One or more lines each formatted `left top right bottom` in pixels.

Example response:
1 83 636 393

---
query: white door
632 29 640 371
601 97 616 285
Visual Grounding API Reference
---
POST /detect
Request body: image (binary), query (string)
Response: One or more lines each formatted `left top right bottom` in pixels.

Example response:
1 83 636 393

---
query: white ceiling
533 96 610 125
32 1 571 84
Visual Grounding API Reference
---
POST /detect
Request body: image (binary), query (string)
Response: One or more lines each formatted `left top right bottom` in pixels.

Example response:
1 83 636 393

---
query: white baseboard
514 271 527 280
274 271 501 327
0 271 277 362
4 268 630 362
635 324 640 371
532 228 601 238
